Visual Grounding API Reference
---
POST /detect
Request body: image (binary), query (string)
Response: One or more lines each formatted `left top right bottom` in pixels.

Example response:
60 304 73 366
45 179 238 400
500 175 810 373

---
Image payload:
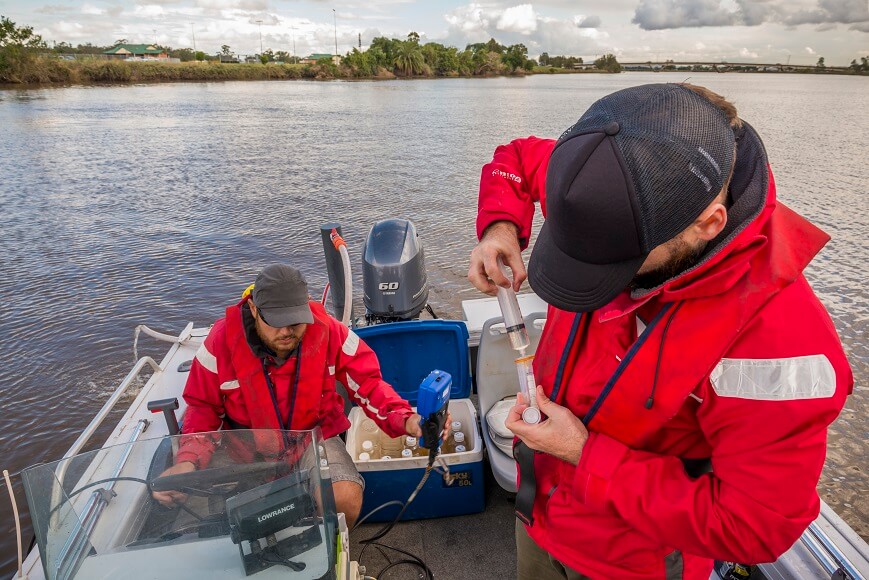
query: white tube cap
522 407 541 424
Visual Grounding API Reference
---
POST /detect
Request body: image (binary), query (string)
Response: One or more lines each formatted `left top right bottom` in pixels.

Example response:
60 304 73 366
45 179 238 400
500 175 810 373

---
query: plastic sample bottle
405 436 425 457
455 444 466 453
380 432 403 457
358 452 371 462
361 418 379 435
401 449 413 458
361 439 380 460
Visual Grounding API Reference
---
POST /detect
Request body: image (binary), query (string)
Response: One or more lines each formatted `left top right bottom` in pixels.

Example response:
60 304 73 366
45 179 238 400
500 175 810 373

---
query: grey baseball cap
251 264 314 327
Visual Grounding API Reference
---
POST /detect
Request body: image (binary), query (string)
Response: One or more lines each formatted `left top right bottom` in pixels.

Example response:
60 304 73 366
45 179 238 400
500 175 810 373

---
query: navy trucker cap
528 83 735 312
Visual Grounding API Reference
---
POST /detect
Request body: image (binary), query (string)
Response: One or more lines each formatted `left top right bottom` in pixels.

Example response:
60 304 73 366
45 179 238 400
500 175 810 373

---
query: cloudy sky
3 0 868 65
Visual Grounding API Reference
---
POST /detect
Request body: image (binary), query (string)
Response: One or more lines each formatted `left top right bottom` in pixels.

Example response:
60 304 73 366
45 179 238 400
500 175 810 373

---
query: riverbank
3 57 865 86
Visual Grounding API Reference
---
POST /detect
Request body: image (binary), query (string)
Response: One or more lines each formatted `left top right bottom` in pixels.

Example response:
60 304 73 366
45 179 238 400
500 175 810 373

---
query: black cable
366 542 433 579
48 477 151 517
379 559 434 579
67 476 150 500
357 447 440 570
360 448 437 546
258 550 306 572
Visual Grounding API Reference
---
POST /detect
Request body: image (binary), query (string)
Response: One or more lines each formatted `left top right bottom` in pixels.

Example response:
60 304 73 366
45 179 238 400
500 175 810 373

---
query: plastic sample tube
516 355 541 424
496 260 530 352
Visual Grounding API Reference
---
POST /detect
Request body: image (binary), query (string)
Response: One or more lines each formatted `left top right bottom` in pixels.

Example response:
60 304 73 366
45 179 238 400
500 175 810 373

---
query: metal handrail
62 356 162 460
804 522 864 580
55 418 150 580
50 356 163 538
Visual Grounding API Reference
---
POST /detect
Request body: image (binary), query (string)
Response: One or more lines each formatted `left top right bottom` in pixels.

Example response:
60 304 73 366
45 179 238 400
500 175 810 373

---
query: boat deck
351 477 517 579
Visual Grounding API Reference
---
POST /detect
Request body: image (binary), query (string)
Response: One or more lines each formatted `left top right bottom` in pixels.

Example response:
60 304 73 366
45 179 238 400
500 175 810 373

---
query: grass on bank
0 58 328 84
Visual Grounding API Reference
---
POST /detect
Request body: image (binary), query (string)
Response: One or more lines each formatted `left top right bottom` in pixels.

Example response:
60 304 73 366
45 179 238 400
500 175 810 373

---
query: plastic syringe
495 259 539 424
496 260 530 352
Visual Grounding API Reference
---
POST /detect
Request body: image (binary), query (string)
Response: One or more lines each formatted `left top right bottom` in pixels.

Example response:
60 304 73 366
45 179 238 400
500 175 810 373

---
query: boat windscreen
20 428 337 580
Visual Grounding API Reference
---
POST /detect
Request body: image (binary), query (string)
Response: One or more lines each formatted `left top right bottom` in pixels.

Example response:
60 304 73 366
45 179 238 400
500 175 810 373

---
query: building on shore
299 53 341 65
104 44 169 60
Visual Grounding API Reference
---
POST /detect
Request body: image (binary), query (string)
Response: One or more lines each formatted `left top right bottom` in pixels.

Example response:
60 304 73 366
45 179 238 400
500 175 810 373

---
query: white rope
3 469 25 578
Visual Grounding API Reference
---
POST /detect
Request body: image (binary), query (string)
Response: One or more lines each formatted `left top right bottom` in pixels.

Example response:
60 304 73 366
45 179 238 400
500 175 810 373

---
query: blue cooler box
346 320 484 521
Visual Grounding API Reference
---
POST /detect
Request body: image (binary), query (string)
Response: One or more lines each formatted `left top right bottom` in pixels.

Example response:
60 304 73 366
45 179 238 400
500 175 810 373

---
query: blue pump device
417 369 452 450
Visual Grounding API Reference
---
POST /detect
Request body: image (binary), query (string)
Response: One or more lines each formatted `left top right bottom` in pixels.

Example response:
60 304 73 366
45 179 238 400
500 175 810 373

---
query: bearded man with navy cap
152 264 423 527
469 84 852 579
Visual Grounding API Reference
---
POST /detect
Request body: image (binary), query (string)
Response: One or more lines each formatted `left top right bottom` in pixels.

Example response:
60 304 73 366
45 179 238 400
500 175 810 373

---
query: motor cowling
362 219 428 322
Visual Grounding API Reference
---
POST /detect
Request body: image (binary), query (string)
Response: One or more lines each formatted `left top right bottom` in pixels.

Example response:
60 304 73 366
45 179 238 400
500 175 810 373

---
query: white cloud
739 47 758 58
497 5 538 35
133 4 167 18
632 0 869 30
440 3 606 56
574 14 602 28
805 46 816 54
81 4 104 15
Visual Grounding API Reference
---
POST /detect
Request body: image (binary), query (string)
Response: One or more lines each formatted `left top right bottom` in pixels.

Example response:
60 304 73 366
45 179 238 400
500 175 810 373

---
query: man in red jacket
153 264 422 527
468 84 852 579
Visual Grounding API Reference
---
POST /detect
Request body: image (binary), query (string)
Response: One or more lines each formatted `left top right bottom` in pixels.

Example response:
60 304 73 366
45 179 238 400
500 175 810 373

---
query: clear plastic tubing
516 355 541 424
496 260 530 353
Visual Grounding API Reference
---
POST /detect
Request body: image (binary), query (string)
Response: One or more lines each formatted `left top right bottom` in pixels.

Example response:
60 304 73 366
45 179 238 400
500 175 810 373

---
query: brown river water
0 72 866 575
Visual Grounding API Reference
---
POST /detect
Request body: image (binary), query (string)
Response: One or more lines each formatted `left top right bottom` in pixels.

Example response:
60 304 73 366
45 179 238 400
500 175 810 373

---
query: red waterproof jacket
176 298 413 467
477 129 853 579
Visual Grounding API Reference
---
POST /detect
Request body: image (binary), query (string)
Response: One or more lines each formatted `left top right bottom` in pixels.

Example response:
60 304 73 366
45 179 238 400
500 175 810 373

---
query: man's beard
631 237 708 291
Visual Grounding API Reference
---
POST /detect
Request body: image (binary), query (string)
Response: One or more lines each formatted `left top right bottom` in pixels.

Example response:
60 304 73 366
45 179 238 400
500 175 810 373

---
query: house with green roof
104 44 168 60
299 53 341 65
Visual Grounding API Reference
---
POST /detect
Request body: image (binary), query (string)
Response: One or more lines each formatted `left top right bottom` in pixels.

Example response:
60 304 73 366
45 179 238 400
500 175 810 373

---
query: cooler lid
355 320 471 403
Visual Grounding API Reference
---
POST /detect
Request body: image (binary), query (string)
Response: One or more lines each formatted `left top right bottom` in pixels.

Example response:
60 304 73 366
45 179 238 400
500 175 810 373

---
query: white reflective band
195 344 218 374
220 380 239 391
342 330 360 356
710 355 835 401
689 393 704 403
345 375 387 420
328 366 336 376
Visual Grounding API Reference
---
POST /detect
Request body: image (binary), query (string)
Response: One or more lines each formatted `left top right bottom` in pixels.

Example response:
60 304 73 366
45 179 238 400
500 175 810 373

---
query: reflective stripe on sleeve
344 375 387 420
342 330 360 356
710 354 836 400
219 380 239 391
195 344 218 374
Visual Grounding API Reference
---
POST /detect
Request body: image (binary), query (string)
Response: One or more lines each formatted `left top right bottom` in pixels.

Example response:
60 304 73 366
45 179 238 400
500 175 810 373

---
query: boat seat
476 313 546 492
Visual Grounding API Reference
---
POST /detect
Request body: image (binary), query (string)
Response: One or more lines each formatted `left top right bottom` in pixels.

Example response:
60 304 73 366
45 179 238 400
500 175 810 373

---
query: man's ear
693 202 728 241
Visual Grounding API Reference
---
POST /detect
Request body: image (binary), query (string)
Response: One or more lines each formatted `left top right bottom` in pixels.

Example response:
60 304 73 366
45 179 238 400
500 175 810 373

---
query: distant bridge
615 61 850 72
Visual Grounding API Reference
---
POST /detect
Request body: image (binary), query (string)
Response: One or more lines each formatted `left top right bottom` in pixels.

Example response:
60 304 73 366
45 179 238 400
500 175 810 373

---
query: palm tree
393 40 425 76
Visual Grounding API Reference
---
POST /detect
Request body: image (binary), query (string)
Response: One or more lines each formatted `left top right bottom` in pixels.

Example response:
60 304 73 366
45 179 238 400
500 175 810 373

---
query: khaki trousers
516 519 684 580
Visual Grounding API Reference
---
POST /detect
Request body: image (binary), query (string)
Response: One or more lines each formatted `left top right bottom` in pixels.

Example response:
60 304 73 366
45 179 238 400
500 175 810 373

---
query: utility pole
256 19 263 54
333 9 338 57
153 29 157 46
191 22 196 57
291 25 296 63
358 33 361 49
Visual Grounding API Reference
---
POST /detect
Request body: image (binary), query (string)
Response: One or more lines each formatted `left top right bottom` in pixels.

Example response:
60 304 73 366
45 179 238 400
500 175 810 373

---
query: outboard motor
362 219 428 324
